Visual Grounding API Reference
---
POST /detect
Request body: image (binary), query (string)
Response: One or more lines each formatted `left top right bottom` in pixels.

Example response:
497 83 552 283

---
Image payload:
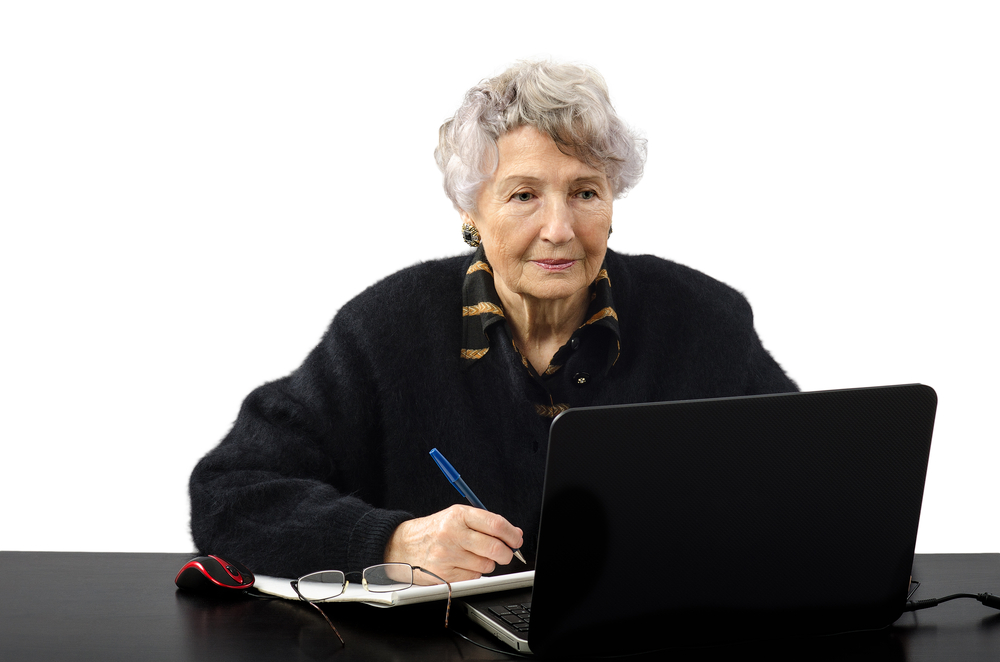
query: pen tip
514 550 526 564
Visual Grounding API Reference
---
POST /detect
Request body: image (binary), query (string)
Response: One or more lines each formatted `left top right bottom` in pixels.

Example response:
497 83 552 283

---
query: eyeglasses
289 563 452 646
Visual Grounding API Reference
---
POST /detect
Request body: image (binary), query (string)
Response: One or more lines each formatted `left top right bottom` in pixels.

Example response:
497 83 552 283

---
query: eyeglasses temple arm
290 579 347 645
413 566 452 629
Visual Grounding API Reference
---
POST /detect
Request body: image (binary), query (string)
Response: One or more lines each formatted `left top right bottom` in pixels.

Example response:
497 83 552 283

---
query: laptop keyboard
489 602 532 634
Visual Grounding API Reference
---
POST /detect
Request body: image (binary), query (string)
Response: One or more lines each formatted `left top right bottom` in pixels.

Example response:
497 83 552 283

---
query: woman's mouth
532 259 577 272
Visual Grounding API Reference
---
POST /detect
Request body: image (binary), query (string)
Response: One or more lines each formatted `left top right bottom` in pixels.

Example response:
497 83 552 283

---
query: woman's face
462 125 613 306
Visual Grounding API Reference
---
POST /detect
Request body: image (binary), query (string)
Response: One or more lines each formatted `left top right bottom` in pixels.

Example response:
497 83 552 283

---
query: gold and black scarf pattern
460 250 506 364
460 246 621 416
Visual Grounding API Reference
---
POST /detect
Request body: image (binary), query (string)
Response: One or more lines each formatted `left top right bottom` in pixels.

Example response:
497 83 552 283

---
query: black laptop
461 384 937 656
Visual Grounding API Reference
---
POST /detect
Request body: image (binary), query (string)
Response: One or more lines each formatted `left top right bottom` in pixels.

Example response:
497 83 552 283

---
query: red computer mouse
175 555 255 594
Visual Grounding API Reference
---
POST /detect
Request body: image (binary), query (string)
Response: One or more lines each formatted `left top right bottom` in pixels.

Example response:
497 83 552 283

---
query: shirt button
573 372 590 386
569 337 580 350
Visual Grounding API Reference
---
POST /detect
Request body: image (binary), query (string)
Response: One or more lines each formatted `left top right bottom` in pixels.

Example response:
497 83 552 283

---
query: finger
385 507 518 582
411 564 483 585
414 518 500 573
459 507 524 549
459 528 514 566
427 532 500 573
415 543 496 583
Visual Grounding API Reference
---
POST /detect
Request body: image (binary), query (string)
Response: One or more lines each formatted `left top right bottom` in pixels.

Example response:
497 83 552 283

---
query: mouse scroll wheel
224 564 244 583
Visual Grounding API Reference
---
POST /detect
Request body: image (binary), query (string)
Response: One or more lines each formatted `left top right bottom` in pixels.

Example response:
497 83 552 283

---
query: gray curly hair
435 61 647 212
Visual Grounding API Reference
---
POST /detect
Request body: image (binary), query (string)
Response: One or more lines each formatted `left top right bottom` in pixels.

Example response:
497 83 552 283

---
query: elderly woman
189 61 797 582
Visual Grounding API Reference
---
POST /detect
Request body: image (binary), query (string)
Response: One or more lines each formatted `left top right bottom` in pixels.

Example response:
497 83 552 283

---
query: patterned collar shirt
461 246 621 418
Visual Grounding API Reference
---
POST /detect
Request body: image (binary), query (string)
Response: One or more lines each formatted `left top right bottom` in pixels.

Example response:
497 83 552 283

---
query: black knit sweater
189 250 798 578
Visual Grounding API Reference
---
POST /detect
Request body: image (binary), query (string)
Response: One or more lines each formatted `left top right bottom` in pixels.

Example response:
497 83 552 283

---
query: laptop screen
527 385 936 656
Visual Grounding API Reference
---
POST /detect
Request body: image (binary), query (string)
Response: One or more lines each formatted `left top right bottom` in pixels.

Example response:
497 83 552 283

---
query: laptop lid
526 384 937 656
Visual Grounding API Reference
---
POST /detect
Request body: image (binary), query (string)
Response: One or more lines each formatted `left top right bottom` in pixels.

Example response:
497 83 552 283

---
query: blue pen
429 448 527 564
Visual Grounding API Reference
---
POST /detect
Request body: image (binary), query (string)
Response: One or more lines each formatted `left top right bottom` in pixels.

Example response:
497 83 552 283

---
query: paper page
253 570 534 607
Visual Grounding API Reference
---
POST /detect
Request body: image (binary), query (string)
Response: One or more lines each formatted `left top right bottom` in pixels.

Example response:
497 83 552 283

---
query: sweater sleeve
616 251 799 399
744 328 799 395
189 304 413 579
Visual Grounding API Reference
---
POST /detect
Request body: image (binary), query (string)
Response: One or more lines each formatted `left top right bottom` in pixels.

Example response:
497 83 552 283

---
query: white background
1 2 997 553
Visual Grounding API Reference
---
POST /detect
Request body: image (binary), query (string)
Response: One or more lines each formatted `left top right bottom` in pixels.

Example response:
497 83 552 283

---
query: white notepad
252 570 533 608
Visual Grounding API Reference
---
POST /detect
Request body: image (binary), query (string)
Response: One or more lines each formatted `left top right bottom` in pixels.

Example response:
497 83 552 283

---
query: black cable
453 588 1000 659
905 592 1000 612
449 629 534 658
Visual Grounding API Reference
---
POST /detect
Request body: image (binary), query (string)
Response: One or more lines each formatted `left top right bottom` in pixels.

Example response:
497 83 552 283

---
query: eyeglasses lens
297 570 347 601
363 563 414 593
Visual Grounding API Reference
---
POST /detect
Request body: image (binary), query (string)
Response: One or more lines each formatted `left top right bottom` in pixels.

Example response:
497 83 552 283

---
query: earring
462 222 481 248
608 225 613 237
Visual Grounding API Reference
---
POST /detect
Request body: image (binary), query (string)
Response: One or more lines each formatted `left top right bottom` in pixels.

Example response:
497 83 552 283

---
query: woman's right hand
383 505 524 583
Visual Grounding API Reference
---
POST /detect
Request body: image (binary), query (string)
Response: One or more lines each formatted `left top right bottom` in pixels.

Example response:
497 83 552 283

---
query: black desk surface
0 551 998 661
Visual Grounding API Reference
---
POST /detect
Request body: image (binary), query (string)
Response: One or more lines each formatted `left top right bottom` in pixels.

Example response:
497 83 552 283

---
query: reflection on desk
0 552 998 661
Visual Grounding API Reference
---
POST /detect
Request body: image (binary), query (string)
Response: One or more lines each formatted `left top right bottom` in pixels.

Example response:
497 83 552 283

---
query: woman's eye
578 190 597 200
513 192 533 202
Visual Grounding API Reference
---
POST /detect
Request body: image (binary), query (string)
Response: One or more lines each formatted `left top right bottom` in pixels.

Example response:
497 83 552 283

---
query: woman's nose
539 200 574 245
